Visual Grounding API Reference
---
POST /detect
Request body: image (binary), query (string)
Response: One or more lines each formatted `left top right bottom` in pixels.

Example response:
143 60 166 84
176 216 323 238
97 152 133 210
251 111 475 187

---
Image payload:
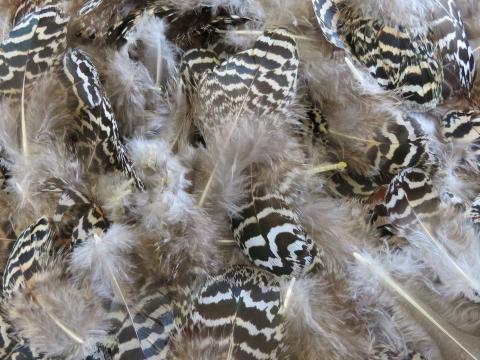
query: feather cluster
0 0 479 359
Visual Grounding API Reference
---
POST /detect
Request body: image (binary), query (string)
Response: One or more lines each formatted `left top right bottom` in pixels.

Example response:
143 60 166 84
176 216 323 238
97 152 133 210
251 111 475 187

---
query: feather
195 27 299 138
300 94 329 148
0 4 68 97
105 3 249 51
11 0 58 26
187 265 286 359
371 347 427 360
107 281 185 360
180 47 221 99
430 0 476 98
312 0 443 109
2 216 52 298
371 168 440 231
191 27 301 210
353 252 480 360
4 263 108 359
100 253 179 360
0 313 16 358
52 186 110 248
61 48 145 191
441 110 480 168
468 193 480 224
231 166 320 277
328 112 434 199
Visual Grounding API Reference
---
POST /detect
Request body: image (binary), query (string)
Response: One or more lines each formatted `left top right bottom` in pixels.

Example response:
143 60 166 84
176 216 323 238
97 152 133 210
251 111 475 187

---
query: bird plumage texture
0 0 478 359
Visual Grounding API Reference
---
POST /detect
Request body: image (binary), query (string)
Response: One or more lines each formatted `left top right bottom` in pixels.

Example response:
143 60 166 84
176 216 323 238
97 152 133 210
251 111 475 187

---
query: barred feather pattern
180 48 221 100
372 168 440 230
12 0 57 26
367 115 430 175
231 176 319 277
299 95 329 147
430 0 476 98
468 194 480 224
197 28 299 134
0 4 68 97
106 282 181 360
442 110 480 143
62 49 144 190
371 347 427 360
190 265 286 359
105 3 248 50
330 170 379 198
0 153 12 189
330 115 431 198
54 188 110 247
312 0 443 109
442 110 480 168
2 217 51 298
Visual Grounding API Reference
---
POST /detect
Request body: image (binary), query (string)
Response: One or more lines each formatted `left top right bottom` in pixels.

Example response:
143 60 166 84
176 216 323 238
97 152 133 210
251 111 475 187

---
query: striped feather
329 115 432 199
62 49 144 191
372 168 440 231
371 346 427 360
312 0 443 109
367 115 430 176
298 94 329 147
330 170 380 198
106 282 182 360
442 110 480 168
468 194 480 224
5 342 39 359
54 187 110 247
12 0 58 26
430 0 476 98
180 48 221 100
105 3 247 50
442 110 480 143
190 265 286 359
2 217 52 298
0 314 15 358
231 174 319 277
197 28 299 136
0 4 68 97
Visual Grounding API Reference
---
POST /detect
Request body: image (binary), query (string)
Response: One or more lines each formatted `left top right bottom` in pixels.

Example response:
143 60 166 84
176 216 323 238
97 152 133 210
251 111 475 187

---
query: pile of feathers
0 0 480 358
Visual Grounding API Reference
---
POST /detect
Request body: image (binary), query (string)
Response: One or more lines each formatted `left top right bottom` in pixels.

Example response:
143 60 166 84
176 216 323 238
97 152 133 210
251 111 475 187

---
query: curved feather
430 0 476 98
442 110 480 143
311 0 443 109
105 281 182 360
231 169 319 277
105 3 248 50
190 266 286 359
62 49 144 191
372 168 440 230
53 187 110 248
0 4 68 97
196 28 299 139
2 217 52 298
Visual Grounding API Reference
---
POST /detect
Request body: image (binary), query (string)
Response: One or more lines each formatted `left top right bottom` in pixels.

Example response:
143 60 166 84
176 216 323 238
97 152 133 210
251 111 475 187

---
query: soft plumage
0 0 479 359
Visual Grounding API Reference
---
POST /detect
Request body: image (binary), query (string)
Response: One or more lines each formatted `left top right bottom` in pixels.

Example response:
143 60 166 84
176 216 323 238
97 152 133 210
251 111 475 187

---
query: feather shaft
353 252 479 360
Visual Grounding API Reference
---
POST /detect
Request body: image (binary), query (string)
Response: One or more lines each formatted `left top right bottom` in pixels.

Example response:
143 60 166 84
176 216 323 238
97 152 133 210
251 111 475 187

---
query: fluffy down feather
0 0 479 359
